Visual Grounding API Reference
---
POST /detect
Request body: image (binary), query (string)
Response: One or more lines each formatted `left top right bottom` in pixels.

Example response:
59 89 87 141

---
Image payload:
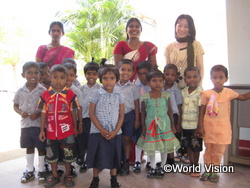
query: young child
38 64 80 187
38 62 51 89
137 71 180 178
181 67 203 177
86 64 124 188
78 60 101 173
116 59 140 176
63 62 84 177
62 57 81 87
163 64 183 166
13 61 47 183
133 60 152 173
198 65 250 183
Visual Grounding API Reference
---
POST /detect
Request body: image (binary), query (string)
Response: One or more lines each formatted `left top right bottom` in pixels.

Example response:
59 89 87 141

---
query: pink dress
201 88 239 144
36 45 74 68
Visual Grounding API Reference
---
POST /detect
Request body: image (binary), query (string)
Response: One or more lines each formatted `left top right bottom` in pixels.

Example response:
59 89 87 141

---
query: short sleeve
133 85 140 100
145 41 157 56
113 41 126 55
90 90 99 104
36 96 46 113
228 89 239 100
174 87 183 105
201 91 209 105
140 93 149 103
13 89 20 104
194 41 205 56
119 92 125 104
162 91 170 100
36 45 47 59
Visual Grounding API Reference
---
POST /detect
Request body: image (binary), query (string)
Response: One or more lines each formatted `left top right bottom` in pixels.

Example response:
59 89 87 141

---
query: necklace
127 41 141 50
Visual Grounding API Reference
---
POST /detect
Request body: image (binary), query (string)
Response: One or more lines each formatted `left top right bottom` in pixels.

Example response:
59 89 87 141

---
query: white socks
38 156 45 172
161 153 167 166
26 153 35 172
135 146 142 162
149 155 156 168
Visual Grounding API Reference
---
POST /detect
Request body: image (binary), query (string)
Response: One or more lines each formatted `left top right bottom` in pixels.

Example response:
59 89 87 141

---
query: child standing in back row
198 65 250 183
86 64 124 188
137 71 180 179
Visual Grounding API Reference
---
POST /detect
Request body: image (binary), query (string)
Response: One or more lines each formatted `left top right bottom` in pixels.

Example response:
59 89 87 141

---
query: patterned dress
137 91 180 155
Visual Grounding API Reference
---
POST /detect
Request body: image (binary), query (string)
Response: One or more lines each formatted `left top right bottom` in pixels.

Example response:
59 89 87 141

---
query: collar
99 86 120 95
83 82 100 89
48 86 68 98
117 80 132 87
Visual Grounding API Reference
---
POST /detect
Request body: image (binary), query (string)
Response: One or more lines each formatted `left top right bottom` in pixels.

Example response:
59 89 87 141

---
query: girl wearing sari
113 18 157 82
36 21 74 68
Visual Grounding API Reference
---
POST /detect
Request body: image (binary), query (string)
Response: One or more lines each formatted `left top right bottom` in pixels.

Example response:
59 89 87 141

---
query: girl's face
211 71 228 92
164 68 178 86
119 63 134 83
50 71 67 92
85 70 98 86
102 71 117 93
49 24 63 42
149 76 164 91
184 70 200 90
137 68 149 85
126 21 142 39
175 19 189 39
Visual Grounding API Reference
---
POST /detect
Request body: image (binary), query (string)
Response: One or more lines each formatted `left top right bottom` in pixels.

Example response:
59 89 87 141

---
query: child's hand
21 111 29 119
172 126 177 134
176 123 182 133
100 129 109 139
106 131 117 140
39 131 46 142
29 113 40 121
142 126 146 137
195 127 204 138
78 123 83 134
134 120 140 130
74 127 78 137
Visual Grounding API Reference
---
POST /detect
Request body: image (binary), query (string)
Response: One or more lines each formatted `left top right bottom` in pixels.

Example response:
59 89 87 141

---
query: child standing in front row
137 71 180 179
38 65 80 187
116 59 140 176
77 60 100 172
163 64 183 166
86 65 124 188
198 65 250 183
181 67 203 177
13 61 47 183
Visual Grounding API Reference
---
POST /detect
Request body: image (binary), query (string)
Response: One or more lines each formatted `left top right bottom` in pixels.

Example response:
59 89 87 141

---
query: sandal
64 175 75 187
199 172 211 181
174 153 182 163
191 172 200 177
182 154 190 164
209 173 220 183
44 175 60 188
21 171 35 183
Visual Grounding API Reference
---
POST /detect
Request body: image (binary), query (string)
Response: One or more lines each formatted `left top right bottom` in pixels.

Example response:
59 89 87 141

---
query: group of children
13 58 250 187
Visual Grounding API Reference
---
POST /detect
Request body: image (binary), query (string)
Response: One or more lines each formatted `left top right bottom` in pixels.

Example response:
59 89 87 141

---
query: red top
38 87 79 140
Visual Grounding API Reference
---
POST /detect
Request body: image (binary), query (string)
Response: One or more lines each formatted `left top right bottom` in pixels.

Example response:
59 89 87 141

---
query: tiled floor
0 151 250 188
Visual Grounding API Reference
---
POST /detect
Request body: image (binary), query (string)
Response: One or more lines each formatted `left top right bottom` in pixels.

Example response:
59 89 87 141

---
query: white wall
226 0 250 84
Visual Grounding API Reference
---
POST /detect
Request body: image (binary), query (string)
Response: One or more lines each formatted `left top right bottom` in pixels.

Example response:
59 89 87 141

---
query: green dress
137 91 180 155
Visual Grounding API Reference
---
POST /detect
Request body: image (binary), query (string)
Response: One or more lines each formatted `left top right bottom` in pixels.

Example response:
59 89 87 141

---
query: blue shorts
121 110 135 137
46 135 76 163
20 127 46 150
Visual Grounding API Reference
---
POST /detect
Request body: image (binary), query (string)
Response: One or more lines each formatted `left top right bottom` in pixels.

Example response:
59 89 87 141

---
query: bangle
78 122 83 125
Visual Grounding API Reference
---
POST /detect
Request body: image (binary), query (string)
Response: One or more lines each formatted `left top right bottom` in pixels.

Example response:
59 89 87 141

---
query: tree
57 0 135 63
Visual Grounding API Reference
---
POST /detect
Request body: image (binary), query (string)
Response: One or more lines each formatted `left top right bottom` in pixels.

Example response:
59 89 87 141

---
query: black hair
184 66 200 77
126 18 142 40
63 63 77 74
48 21 65 35
38 62 48 76
210 64 228 78
136 61 151 72
146 70 165 82
22 61 39 74
175 14 196 42
163 64 178 73
62 58 76 66
50 64 67 75
98 65 119 83
118 59 134 71
84 57 100 74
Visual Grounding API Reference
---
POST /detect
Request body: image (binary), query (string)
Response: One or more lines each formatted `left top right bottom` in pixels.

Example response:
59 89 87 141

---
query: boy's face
137 68 149 85
22 67 40 85
51 71 67 92
119 64 134 83
184 70 201 89
102 71 117 93
85 70 98 86
66 68 77 87
164 68 177 86
41 66 50 83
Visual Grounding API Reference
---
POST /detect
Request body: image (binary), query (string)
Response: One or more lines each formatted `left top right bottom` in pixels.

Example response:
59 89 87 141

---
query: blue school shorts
121 110 135 137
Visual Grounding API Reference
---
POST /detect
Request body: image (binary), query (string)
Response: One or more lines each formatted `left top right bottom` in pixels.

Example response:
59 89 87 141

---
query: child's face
149 76 164 91
66 69 77 88
41 66 50 83
164 68 177 86
22 67 40 85
137 68 149 85
210 71 228 92
50 71 67 92
102 71 117 93
119 64 134 83
184 70 200 89
85 70 98 86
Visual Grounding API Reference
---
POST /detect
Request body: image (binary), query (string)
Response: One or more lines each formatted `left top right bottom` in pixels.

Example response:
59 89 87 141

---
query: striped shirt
165 82 182 115
90 87 125 134
13 83 46 128
115 80 140 114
